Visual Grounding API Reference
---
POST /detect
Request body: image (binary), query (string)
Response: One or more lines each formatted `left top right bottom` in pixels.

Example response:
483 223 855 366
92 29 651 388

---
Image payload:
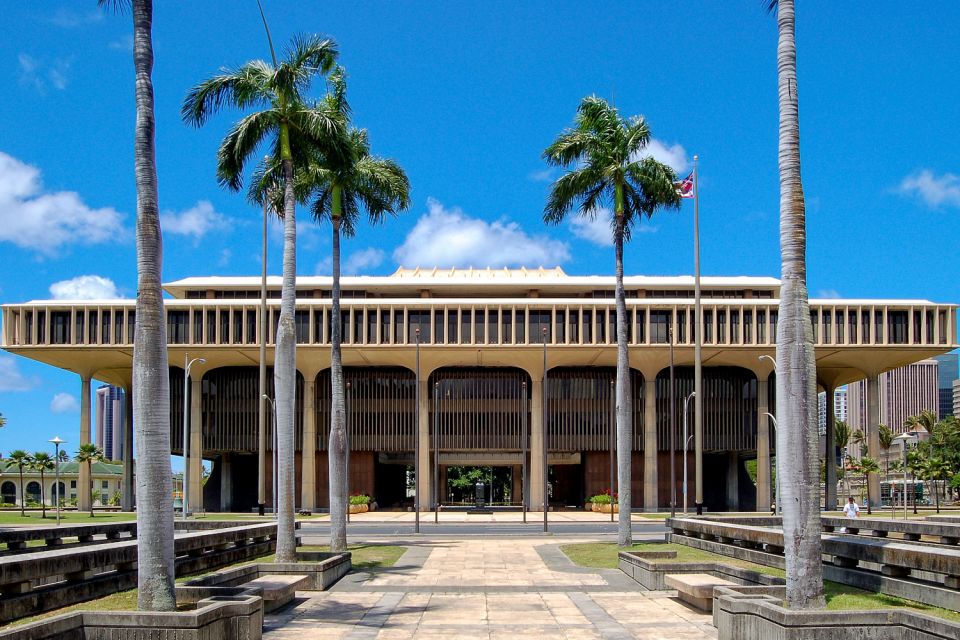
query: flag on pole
675 170 695 199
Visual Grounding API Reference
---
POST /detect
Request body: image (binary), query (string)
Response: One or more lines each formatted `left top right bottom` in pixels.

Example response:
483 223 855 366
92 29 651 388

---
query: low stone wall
713 585 960 640
178 551 352 601
618 550 783 591
0 522 138 552
0 523 291 623
0 594 263 640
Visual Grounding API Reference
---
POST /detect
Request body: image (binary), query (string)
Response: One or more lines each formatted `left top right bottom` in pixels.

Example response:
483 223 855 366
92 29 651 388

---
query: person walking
840 496 860 533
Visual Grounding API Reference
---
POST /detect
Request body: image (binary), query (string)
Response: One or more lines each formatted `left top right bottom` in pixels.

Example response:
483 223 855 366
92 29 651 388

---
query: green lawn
559 541 960 623
0 511 137 525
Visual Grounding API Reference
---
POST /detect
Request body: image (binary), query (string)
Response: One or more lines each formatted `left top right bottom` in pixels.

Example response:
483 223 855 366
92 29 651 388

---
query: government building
2 267 956 513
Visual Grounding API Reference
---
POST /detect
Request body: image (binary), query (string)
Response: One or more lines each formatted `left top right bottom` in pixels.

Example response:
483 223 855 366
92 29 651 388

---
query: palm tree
31 452 54 518
924 456 953 513
856 456 880 514
878 424 893 486
9 450 30 516
294 68 410 552
851 428 866 457
542 95 680 546
765 0 824 608
0 413 6 428
834 420 850 500
75 443 105 517
99 0 175 611
904 409 937 436
182 32 341 564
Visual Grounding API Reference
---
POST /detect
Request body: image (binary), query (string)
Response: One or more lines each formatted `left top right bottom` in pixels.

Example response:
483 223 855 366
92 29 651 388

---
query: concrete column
220 453 232 512
824 385 838 510
188 377 203 514
530 377 545 511
121 386 134 511
78 375 92 512
726 451 739 510
756 376 771 511
866 374 882 507
417 380 430 511
643 378 658 511
301 377 317 512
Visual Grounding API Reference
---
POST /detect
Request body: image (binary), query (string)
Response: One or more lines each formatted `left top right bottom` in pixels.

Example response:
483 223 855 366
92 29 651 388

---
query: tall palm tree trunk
329 205 348 552
40 471 46 518
88 460 96 517
774 0 824 609
274 146 298 563
614 211 632 546
129 0 175 611
17 468 24 517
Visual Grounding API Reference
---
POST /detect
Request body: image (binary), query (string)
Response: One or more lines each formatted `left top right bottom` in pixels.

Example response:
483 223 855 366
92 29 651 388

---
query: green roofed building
0 460 122 507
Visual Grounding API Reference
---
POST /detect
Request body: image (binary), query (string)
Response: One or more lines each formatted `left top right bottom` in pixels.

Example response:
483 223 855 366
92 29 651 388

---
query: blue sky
1 2 958 459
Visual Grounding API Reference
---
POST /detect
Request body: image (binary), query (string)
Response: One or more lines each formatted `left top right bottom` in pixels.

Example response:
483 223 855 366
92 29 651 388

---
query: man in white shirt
840 497 859 532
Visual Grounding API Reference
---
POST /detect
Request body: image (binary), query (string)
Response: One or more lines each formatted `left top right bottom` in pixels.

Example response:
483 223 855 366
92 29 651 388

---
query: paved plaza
264 534 717 639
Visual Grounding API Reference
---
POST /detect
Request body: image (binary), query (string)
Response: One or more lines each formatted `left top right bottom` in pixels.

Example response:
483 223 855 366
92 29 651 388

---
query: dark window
912 310 922 345
567 310 578 343
99 311 108 344
888 310 907 345
167 310 188 344
246 310 256 343
353 309 363 344
219 310 230 343
717 310 727 344
474 310 485 343
434 310 445 344
409 310 430 343
394 309 405 344
296 310 310 344
703 310 713 343
52 311 70 344
636 310 645 343
448 310 458 343
314 309 325 343
369 310 379 343
75 311 85 345
757 310 766 343
554 310 565 344
742 310 751 344
88 310 98 344
127 311 135 345
848 310 857 344
381 308 391 343
861 310 871 343
651 311 670 344
461 309 472 343
810 311 819 342
596 310 606 343
731 310 740 344
207 310 216 343
194 311 203 344
488 310 499 344
835 310 844 344
874 310 884 344
530 310 551 342
516 310 526 343
502 309 513 344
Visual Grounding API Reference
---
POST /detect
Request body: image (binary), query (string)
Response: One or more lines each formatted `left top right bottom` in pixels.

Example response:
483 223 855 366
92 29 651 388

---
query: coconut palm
31 452 54 518
0 413 5 428
878 424 893 484
924 456 953 513
8 450 30 516
295 68 410 552
851 428 866 457
765 0 824 608
856 456 880 514
75 444 105 517
542 95 680 546
834 419 850 500
98 0 175 611
904 409 937 435
182 32 341 564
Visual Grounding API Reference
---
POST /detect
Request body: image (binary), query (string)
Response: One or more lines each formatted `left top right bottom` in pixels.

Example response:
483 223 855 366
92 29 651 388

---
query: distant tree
75 444 105 517
31 452 54 518
878 424 893 483
8 450 31 516
0 413 6 428
855 456 880 514
834 420 850 499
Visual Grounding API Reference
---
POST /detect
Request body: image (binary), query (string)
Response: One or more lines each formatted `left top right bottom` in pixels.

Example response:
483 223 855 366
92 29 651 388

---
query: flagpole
693 155 704 516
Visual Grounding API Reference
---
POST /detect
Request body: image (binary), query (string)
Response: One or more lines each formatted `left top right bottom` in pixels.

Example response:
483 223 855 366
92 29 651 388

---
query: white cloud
49 8 104 28
109 35 134 52
898 170 960 209
393 199 570 268
50 392 79 414
570 213 613 247
0 151 125 256
529 168 558 183
0 356 39 392
343 248 386 275
18 54 71 93
638 139 690 173
160 200 228 241
817 289 841 299
50 275 120 300
315 256 332 275
218 248 232 267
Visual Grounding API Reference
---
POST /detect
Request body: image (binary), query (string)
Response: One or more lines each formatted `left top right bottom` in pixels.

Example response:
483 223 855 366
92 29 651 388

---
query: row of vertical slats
431 369 527 451
315 368 416 451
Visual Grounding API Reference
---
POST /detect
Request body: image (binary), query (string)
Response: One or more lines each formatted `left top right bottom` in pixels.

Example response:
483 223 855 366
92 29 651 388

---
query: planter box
0 595 262 640
618 550 782 591
713 585 960 640
348 504 369 514
596 503 618 513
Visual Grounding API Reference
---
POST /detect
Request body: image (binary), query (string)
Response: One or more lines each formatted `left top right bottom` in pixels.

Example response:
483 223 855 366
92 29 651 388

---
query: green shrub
349 494 371 506
590 493 612 505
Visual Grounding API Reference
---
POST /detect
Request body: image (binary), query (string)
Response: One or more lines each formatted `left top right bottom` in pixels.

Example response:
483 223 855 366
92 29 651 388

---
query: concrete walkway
263 537 717 639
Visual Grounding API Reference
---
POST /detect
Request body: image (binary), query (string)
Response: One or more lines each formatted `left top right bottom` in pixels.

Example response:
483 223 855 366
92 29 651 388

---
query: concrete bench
822 516 960 545
240 574 309 613
665 572 737 611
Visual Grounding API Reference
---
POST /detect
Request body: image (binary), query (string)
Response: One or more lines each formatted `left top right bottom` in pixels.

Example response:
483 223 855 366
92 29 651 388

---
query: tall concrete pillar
824 385 838 510
220 453 232 512
756 376 771 511
301 377 317 512
78 375 92 512
122 386 134 511
643 378 658 511
188 377 203 514
866 374 882 507
417 380 431 511
726 451 740 510
530 378 545 511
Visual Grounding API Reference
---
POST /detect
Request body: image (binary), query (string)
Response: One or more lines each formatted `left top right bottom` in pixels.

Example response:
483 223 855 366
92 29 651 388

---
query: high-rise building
848 359 939 435
934 353 958 418
95 385 126 461
818 387 848 434
953 379 960 419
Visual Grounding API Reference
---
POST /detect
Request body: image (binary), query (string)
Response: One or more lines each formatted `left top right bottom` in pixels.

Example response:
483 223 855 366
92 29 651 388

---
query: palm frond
216 110 278 191
544 166 606 224
181 61 273 127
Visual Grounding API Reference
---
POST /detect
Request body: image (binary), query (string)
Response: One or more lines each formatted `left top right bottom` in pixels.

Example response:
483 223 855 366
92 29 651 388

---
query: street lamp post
183 355 206 519
682 392 695 514
261 394 277 518
414 328 420 534
765 412 781 516
49 436 65 526
669 328 676 517
893 432 919 520
542 326 548 533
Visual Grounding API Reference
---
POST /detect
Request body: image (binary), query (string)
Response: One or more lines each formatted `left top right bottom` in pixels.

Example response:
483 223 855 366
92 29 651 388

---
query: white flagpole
692 156 704 515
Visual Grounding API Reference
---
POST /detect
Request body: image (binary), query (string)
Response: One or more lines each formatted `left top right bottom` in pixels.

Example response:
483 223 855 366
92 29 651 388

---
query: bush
349 494 371 506
590 493 612 505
